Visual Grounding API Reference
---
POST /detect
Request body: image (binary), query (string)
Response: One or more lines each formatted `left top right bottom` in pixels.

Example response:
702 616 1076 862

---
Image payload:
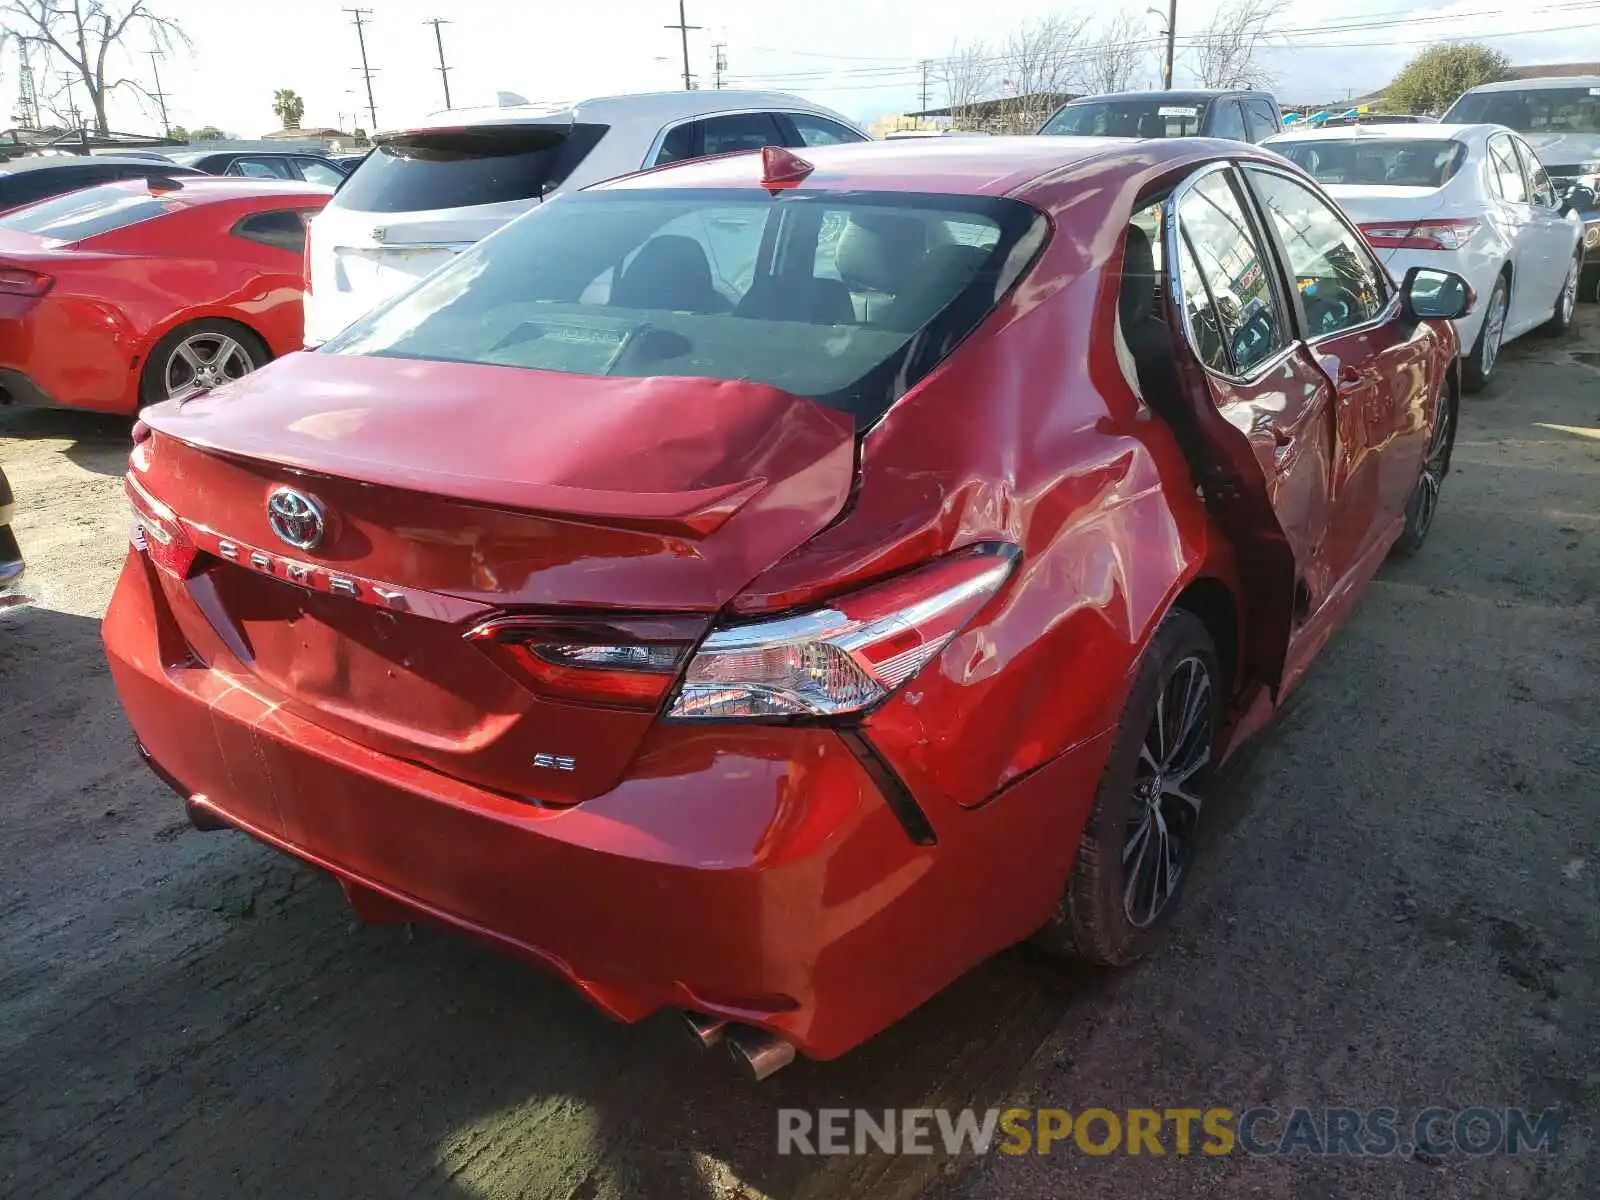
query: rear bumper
1382 247 1493 354
103 549 1112 1060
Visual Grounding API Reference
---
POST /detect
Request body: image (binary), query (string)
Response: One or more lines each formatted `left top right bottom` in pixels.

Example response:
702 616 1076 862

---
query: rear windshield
1271 138 1468 187
330 123 608 213
1444 86 1600 135
324 188 1047 426
1041 98 1206 137
0 184 180 241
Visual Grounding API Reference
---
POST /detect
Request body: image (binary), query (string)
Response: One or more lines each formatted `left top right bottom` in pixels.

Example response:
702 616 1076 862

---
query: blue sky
9 0 1599 136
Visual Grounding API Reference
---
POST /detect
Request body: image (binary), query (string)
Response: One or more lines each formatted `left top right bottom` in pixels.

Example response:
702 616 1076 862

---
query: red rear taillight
466 615 703 711
667 545 1019 720
0 266 53 297
1359 218 1480 251
125 475 197 580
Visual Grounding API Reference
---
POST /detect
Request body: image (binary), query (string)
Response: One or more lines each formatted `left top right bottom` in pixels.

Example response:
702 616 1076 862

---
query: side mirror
1401 266 1474 322
1560 184 1596 216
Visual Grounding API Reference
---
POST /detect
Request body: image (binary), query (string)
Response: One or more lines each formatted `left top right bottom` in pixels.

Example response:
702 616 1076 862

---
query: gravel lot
2 327 1595 1200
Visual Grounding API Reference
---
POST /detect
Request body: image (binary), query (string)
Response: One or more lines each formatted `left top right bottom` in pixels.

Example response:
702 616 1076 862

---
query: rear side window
787 113 864 147
295 158 344 187
324 188 1047 427
231 208 311 253
700 112 785 157
332 123 609 214
0 185 178 241
228 157 293 180
1487 135 1528 202
1208 100 1247 141
1242 100 1279 142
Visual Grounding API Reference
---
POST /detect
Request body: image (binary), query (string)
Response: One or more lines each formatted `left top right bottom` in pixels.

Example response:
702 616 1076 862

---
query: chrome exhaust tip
680 1010 729 1049
725 1025 797 1081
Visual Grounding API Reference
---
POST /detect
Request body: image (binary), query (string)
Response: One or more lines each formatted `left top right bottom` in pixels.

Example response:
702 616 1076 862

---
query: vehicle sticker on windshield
1159 106 1200 117
1589 86 1600 96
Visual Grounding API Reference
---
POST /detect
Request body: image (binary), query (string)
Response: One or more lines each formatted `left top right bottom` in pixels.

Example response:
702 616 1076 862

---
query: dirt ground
1 325 1595 1200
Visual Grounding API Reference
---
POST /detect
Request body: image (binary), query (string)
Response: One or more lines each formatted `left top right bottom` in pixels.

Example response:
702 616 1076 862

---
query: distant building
906 91 1078 135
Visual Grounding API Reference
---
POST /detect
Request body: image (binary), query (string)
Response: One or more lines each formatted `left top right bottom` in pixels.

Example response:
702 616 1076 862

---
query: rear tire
1037 610 1219 966
1538 252 1581 337
138 319 270 410
1462 274 1508 394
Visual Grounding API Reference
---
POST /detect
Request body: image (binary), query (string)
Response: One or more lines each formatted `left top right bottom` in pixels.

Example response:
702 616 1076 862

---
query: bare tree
940 37 994 130
996 11 1092 131
1082 9 1150 96
1190 0 1284 89
1 1 187 134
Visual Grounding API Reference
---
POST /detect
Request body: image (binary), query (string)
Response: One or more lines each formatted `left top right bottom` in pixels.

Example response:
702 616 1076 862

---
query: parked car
0 177 330 414
0 154 203 213
1266 123 1588 390
1039 88 1283 142
1313 113 1437 128
0 464 21 590
302 90 870 345
106 136 1470 1074
1442 75 1600 299
332 152 369 172
167 150 348 188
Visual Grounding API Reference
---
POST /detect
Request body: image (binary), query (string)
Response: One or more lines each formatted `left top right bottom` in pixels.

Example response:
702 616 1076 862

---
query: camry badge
371 226 388 243
267 488 326 551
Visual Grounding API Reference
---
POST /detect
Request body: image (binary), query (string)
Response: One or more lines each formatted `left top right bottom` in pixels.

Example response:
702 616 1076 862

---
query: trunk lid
1322 184 1454 267
132 352 856 801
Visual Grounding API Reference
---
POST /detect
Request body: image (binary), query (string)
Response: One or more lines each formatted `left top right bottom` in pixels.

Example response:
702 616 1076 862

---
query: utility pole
665 0 700 91
425 18 453 109
146 50 171 136
919 60 930 110
344 7 379 131
1163 0 1177 89
712 42 727 89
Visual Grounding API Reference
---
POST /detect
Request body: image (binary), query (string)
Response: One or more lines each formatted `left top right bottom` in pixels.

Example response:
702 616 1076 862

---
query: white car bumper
1380 246 1499 357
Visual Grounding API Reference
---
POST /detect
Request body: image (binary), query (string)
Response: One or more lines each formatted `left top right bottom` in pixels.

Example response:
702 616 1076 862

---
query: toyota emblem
266 488 326 550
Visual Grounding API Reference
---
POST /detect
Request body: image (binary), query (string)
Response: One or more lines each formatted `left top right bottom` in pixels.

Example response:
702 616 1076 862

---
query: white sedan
1264 123 1587 391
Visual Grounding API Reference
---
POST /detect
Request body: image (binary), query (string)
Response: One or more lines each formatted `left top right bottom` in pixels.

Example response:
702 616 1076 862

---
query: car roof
1060 89 1269 102
597 135 1249 199
1267 122 1493 143
70 176 330 206
1459 75 1600 93
0 154 201 175
389 89 863 136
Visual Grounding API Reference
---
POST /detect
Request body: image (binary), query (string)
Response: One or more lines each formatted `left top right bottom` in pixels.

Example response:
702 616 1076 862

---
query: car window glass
0 184 179 241
700 112 785 156
1512 139 1559 208
1271 138 1467 188
787 113 863 147
1176 233 1228 371
1208 100 1246 141
296 158 344 187
229 157 293 180
232 208 309 254
654 122 698 166
1487 136 1528 203
1246 167 1388 337
1042 98 1203 137
1445 86 1600 135
1175 170 1287 374
1242 100 1279 142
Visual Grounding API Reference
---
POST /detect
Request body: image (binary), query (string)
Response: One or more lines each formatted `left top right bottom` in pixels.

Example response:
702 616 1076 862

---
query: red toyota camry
0 176 329 415
103 138 1469 1076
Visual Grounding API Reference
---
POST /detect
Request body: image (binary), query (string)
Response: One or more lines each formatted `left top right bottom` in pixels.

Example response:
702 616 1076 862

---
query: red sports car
103 138 1470 1076
0 177 329 415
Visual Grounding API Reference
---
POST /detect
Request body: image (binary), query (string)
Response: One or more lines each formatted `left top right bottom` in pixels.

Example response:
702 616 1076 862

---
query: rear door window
1242 100 1280 142
1512 138 1559 208
1174 169 1288 374
228 157 294 180
332 123 608 214
1487 135 1529 203
654 122 699 165
700 112 786 157
1207 99 1247 141
785 113 864 147
295 157 345 187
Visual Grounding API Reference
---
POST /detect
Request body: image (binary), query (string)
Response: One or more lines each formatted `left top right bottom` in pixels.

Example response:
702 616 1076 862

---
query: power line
146 51 170 137
665 0 701 91
344 7 379 131
425 17 453 109
920 59 930 109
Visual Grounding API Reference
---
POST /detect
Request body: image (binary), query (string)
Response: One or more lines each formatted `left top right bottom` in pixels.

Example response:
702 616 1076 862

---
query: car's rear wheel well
1171 577 1239 697
137 317 273 410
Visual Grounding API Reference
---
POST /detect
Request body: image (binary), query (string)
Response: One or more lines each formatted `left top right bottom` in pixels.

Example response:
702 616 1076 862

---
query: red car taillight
466 614 703 710
667 545 1018 720
0 266 53 297
125 475 197 580
1359 218 1480 251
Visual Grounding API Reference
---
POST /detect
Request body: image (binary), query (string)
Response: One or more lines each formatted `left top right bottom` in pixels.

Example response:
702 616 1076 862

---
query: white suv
303 90 869 345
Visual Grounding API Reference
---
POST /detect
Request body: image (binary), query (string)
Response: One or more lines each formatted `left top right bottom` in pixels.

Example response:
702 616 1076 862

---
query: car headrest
1137 113 1166 139
611 235 717 311
836 212 930 294
1119 223 1157 327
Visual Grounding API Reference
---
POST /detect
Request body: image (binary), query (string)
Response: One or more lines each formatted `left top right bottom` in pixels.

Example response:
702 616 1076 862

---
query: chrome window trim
1164 161 1298 387
642 108 866 168
1239 160 1401 346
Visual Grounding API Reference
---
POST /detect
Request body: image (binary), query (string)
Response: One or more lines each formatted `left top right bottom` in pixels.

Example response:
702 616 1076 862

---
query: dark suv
1039 89 1283 143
